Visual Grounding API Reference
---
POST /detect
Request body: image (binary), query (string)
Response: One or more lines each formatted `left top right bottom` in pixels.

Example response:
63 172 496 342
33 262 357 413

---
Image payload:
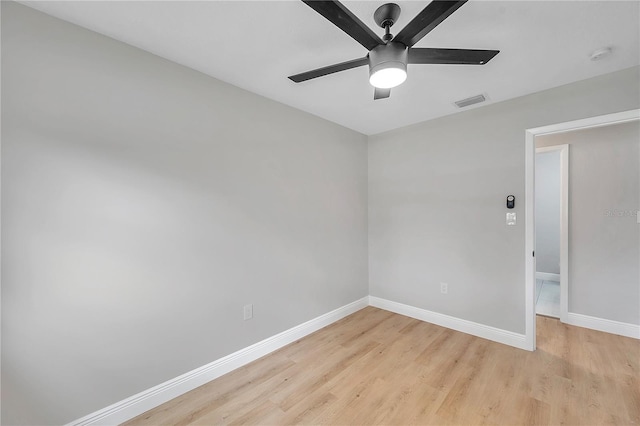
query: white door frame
535 144 569 323
524 109 640 351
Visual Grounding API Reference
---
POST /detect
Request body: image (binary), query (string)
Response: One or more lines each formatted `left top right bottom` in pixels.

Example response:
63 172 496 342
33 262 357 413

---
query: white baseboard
566 312 640 339
67 297 369 426
536 272 560 282
368 296 529 351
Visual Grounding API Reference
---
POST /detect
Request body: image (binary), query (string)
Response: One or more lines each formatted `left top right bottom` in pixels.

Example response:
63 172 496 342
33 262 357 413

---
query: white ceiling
20 1 640 135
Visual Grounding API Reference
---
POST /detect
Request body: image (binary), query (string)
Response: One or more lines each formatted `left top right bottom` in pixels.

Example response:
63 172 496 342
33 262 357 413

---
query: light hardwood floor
125 307 639 425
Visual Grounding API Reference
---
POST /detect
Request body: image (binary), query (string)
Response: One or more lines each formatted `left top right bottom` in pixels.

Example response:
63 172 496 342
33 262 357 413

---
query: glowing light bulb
369 65 407 89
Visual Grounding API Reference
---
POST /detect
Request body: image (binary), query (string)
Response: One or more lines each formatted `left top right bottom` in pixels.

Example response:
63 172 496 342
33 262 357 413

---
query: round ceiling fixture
369 42 408 89
589 47 612 61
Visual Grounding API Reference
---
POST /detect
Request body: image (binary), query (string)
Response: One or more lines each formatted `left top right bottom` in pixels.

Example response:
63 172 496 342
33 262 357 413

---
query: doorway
534 144 568 320
524 109 640 351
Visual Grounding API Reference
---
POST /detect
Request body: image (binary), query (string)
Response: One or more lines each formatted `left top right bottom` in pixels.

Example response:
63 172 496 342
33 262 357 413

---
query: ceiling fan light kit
289 0 499 100
369 42 408 89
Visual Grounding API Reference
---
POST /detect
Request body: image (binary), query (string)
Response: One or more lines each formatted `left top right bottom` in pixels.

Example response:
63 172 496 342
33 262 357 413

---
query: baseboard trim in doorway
67 296 369 426
369 296 529 350
566 312 640 339
536 272 560 282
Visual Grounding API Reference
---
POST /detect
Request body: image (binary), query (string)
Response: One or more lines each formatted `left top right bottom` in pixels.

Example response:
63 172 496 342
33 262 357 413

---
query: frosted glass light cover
369 66 407 89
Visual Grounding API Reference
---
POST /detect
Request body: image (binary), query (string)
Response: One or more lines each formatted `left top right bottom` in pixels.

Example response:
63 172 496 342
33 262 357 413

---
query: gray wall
535 150 561 275
368 66 640 334
1 3 368 424
537 122 639 325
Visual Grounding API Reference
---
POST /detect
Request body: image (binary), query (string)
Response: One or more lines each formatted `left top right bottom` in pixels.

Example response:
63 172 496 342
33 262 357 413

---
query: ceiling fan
288 0 499 100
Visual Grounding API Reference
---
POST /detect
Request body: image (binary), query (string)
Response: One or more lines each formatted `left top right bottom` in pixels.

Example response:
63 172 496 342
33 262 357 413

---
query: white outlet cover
506 212 517 226
243 304 253 320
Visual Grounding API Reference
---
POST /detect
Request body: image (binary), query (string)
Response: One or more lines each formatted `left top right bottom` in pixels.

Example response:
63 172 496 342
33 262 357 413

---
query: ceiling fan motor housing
369 42 408 88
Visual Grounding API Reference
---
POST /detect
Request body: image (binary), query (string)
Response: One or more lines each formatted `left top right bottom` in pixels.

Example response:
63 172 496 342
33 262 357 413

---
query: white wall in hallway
535 150 561 275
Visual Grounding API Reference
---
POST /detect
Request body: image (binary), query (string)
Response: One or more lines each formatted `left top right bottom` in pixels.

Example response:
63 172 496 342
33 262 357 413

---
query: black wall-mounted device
506 195 515 209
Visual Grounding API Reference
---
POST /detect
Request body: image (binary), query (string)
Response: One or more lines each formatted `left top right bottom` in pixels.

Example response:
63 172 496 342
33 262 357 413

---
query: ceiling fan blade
408 48 499 64
393 1 467 48
302 1 383 51
374 88 391 100
289 57 369 83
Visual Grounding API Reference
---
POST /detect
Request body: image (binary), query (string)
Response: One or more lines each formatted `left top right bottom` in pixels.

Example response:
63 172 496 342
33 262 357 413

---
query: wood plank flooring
125 307 640 425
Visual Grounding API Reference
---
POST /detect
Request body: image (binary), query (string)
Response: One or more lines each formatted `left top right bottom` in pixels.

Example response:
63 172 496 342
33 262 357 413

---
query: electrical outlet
243 304 253 320
440 283 448 294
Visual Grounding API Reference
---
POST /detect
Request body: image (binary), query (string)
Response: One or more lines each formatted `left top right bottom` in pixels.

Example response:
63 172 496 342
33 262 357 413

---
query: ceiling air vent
454 94 486 109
